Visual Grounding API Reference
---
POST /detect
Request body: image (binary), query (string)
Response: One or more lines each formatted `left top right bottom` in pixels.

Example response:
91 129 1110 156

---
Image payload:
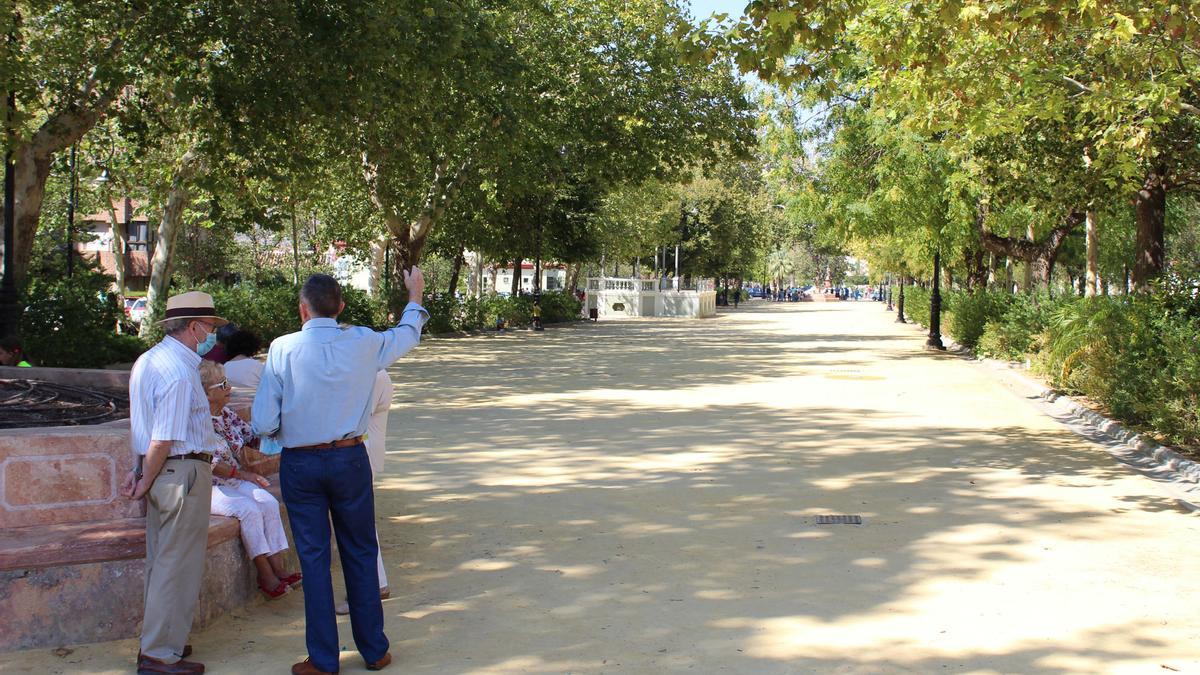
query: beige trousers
140 458 213 662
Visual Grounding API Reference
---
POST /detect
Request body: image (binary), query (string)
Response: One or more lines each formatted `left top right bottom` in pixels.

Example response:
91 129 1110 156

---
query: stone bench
0 393 291 653
0 479 294 653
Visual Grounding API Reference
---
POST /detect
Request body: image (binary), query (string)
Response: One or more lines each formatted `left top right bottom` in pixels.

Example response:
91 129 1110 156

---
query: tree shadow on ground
366 303 1200 673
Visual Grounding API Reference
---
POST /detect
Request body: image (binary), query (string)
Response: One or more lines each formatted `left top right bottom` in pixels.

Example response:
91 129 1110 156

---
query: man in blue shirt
253 270 428 675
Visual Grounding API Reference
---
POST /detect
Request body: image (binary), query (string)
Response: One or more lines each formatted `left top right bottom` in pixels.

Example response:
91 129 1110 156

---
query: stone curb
899 320 1200 508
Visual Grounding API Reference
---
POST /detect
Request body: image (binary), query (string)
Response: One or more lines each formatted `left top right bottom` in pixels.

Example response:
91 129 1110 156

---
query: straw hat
157 290 229 325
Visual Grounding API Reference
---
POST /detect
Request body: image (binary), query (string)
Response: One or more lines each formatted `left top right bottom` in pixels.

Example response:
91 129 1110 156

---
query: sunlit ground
7 301 1200 674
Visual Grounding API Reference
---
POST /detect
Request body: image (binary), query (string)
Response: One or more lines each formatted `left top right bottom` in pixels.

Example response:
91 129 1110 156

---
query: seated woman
200 360 300 598
222 329 264 390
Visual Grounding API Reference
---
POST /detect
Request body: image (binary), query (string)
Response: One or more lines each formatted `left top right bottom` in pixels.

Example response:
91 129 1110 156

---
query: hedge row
900 285 1200 448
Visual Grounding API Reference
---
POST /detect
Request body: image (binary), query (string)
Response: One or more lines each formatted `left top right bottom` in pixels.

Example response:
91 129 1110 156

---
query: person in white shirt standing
336 368 394 615
122 291 228 675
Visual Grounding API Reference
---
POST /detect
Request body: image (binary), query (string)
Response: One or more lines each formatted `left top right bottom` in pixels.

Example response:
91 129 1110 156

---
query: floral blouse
210 406 256 487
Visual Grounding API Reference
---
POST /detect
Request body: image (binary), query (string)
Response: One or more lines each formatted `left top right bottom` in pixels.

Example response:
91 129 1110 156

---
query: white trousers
211 481 289 559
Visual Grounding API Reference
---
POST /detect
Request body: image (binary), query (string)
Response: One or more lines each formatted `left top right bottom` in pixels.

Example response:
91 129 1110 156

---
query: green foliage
947 290 1014 349
975 295 1058 361
901 286 932 328
19 269 147 368
1033 295 1200 447
422 292 582 334
198 282 303 347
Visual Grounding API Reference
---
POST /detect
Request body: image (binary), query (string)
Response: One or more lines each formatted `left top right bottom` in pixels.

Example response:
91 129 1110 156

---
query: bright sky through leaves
686 0 746 22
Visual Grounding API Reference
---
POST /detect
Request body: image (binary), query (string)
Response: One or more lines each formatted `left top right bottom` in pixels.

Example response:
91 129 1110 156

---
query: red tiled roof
81 198 150 224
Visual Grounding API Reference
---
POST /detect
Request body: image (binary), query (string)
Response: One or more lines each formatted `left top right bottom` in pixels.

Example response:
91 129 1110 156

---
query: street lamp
65 143 77 277
895 275 906 323
532 218 544 331
0 89 18 339
925 250 946 350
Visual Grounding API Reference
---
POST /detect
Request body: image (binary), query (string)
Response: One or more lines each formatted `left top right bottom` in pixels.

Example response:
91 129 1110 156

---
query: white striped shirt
128 335 225 457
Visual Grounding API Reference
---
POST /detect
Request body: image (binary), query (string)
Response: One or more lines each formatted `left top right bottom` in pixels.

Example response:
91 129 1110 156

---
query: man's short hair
301 274 342 318
162 318 192 336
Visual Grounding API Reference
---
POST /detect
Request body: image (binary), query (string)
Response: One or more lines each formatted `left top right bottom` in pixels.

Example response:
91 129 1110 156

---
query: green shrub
20 268 148 368
948 290 1014 348
340 286 387 330
901 285 931 327
199 280 387 345
200 281 302 346
539 291 583 323
421 294 460 334
975 294 1056 361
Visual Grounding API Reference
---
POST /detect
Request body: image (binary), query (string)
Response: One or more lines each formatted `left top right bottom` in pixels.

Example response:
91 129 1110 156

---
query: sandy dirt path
7 301 1200 674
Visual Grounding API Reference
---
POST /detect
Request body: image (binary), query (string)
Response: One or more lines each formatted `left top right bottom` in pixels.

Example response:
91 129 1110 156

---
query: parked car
126 297 148 323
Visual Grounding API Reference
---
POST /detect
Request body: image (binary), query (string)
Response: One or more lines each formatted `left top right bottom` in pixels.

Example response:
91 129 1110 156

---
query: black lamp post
925 250 946 350
66 143 76 277
0 89 17 339
532 219 544 331
895 275 906 323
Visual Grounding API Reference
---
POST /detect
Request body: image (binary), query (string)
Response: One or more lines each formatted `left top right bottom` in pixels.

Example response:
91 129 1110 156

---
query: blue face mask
196 328 218 356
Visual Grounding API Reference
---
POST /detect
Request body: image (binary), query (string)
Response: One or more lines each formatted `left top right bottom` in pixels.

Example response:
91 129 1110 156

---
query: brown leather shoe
366 652 392 671
291 658 338 675
138 646 192 660
137 654 205 674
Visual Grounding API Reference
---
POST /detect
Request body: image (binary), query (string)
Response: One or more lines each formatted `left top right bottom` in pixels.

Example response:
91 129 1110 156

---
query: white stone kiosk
585 277 717 319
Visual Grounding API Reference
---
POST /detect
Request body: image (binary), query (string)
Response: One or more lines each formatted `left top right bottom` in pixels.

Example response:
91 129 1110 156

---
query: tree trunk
104 194 127 303
978 211 1085 292
567 262 582 292
290 203 300 287
1085 210 1099 297
367 234 388 298
1132 166 1167 292
473 252 485 297
511 257 522 296
964 246 988 290
1022 224 1035 293
447 245 465 296
140 149 201 335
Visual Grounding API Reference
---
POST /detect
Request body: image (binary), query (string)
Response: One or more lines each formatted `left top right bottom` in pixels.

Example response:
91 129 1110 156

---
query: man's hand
403 266 425 305
120 470 138 499
129 475 153 501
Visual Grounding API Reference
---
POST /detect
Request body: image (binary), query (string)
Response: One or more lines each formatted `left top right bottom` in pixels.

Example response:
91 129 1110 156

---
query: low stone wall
0 506 296 652
0 422 143 528
0 365 130 389
0 389 285 653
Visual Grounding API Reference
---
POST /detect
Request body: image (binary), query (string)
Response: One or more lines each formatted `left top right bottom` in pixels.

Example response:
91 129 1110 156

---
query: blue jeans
281 444 388 671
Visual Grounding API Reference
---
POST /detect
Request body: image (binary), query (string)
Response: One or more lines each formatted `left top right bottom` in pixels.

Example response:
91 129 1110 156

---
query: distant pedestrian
0 335 32 367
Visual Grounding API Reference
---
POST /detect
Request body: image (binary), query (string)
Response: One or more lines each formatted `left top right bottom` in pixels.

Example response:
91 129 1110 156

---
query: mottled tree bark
1132 166 1167 292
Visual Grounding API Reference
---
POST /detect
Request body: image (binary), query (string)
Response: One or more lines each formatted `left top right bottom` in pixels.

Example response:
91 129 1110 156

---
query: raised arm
376 267 430 368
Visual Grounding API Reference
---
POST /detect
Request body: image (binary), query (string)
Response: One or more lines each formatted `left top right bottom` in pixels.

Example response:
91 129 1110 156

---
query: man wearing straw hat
122 290 228 675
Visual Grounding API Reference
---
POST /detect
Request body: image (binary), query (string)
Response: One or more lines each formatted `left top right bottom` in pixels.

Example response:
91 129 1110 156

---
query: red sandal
260 579 291 599
280 572 303 589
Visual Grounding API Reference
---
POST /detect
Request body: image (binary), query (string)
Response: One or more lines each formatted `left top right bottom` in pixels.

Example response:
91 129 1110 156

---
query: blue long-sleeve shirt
251 303 429 448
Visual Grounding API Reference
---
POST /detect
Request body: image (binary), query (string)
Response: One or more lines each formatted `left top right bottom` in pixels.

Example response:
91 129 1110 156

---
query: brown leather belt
288 436 365 451
170 452 213 463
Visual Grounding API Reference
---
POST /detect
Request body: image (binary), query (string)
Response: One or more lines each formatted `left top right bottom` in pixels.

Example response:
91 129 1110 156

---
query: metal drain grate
815 515 862 525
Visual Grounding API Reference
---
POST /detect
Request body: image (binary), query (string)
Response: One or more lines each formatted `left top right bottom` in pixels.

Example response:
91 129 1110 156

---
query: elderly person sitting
200 360 300 598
